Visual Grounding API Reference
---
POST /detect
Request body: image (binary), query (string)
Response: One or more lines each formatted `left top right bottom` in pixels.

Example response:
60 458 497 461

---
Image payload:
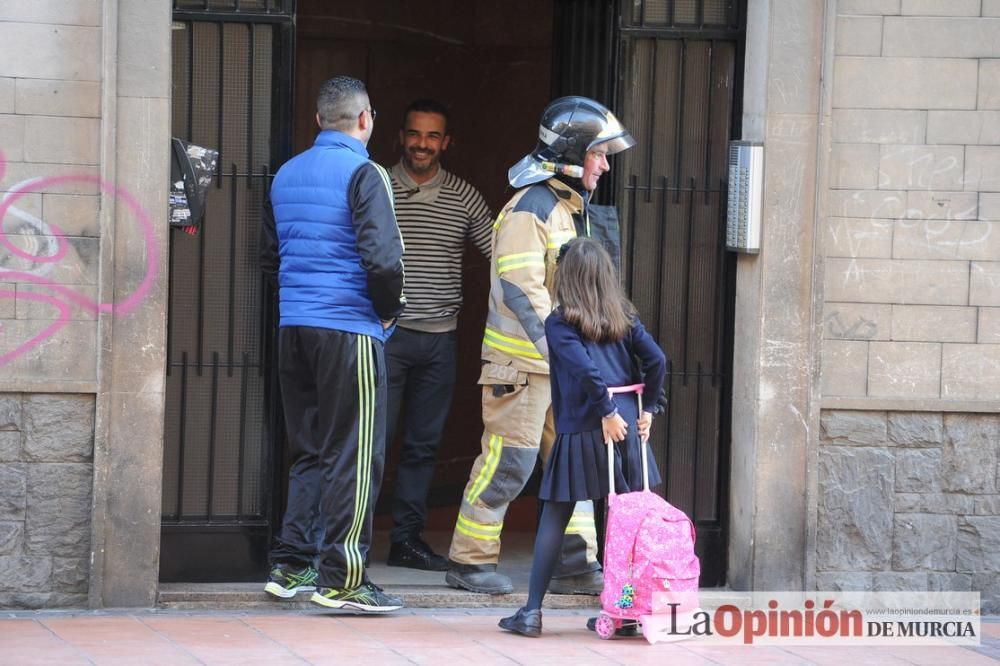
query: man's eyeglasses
367 107 377 120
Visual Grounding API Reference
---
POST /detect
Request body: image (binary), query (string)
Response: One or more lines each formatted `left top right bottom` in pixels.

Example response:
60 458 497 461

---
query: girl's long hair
554 237 636 343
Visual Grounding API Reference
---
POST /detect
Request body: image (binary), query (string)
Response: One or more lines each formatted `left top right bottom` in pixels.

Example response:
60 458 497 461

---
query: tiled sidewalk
1 608 998 665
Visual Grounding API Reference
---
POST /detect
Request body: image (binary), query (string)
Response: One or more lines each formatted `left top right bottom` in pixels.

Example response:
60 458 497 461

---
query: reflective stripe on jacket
482 178 585 374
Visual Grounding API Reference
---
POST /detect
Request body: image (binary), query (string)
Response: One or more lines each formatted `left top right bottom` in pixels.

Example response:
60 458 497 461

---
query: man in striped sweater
384 99 493 571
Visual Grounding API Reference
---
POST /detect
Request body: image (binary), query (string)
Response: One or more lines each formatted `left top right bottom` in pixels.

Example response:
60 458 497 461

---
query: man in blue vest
260 76 406 613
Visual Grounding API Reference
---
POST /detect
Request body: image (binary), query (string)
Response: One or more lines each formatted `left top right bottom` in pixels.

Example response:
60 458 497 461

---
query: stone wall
817 410 1000 612
728 0 825 592
0 393 94 608
0 0 171 608
0 2 102 387
823 1 1000 402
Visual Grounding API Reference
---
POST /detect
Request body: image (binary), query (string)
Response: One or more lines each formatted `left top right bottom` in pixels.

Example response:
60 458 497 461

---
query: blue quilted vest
270 130 385 339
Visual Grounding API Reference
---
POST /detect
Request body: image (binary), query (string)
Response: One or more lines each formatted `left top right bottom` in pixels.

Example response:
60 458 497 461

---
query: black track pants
268 326 386 589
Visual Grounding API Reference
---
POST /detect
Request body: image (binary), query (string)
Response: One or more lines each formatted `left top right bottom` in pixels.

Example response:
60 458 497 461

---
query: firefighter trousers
448 366 600 577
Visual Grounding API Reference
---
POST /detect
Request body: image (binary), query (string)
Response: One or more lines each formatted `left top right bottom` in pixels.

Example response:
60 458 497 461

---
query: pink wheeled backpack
594 385 701 643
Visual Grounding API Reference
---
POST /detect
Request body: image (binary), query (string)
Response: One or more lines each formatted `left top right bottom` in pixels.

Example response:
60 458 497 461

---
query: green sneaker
264 563 318 599
310 582 404 613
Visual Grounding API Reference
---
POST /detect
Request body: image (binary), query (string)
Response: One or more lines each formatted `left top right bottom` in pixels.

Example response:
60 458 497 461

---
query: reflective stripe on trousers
448 371 598 574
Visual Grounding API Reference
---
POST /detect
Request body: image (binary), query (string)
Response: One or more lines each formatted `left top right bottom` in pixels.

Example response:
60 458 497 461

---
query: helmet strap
540 161 583 178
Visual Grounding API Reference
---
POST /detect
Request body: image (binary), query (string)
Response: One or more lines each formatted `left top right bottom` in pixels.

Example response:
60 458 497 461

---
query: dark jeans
269 326 387 589
384 327 457 544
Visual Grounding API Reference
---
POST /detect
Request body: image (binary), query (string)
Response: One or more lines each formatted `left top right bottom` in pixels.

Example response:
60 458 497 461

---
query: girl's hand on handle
602 412 628 443
637 411 653 442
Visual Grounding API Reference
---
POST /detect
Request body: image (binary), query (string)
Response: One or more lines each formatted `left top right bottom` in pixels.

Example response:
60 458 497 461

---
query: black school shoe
387 536 449 571
498 607 542 637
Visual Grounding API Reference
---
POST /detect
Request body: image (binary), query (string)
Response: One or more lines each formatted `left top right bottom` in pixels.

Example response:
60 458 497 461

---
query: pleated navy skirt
539 395 662 502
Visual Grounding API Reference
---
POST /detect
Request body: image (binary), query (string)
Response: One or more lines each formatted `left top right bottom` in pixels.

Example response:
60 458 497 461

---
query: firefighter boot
445 562 514 595
548 568 604 595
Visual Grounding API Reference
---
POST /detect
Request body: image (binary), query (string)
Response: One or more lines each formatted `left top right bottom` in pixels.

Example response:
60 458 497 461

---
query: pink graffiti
0 149 160 367
0 289 72 367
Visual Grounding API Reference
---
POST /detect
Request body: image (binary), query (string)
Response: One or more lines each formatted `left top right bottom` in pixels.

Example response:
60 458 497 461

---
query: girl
498 237 667 638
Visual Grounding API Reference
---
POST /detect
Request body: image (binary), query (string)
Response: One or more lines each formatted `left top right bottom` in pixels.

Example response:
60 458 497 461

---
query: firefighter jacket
481 177 586 375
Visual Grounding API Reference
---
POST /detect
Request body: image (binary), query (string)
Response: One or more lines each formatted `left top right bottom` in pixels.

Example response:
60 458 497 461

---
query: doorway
161 0 295 582
162 0 741 588
292 0 558 536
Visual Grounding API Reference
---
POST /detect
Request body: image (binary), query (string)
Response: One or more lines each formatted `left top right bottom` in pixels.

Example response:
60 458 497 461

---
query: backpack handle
605 384 648 494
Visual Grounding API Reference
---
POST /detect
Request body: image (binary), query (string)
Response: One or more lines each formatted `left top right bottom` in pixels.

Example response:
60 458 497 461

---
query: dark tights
525 500 576 611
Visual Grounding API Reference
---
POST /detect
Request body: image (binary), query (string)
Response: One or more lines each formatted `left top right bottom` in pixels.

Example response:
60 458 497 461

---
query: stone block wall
817 410 1000 611
0 394 94 608
823 2 1000 400
0 0 170 609
0 2 102 384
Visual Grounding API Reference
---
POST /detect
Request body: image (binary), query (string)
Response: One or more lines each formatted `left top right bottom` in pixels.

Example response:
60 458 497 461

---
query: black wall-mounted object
170 137 220 235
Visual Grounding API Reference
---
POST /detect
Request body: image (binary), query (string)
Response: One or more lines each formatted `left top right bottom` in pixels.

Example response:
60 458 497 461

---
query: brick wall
0 394 94 608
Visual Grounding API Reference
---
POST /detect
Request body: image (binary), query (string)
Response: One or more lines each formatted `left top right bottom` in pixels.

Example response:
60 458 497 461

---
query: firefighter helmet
508 96 635 188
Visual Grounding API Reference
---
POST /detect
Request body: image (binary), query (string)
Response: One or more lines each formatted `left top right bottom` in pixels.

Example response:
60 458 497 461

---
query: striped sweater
390 161 493 332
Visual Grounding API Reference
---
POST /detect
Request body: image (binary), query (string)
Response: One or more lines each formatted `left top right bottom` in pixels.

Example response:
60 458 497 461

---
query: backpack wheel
594 614 617 639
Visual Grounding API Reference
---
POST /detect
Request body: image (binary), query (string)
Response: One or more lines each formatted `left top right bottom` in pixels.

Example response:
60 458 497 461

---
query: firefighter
446 96 635 595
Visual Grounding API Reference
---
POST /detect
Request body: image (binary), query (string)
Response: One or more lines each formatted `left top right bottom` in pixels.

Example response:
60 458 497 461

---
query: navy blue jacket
545 308 666 434
264 130 405 341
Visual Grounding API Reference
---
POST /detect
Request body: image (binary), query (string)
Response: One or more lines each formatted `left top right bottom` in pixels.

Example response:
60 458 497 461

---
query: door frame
161 0 296 583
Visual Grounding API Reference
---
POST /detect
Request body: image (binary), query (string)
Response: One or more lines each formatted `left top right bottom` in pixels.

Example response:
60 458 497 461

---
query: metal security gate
617 0 743 587
161 0 295 582
555 0 743 587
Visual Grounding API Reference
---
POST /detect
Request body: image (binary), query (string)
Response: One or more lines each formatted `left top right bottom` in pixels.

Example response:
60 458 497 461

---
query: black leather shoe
445 561 514 594
387 537 449 571
586 616 640 637
498 606 542 637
